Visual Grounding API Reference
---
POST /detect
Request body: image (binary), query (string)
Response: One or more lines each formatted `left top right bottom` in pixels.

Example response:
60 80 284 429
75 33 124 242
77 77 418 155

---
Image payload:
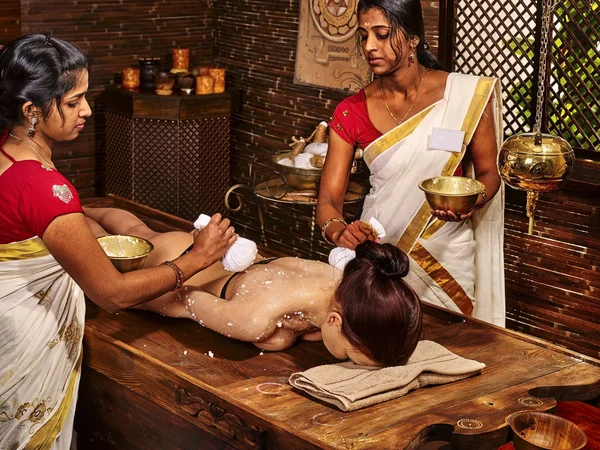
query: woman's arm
317 131 375 249
43 212 235 313
432 101 501 221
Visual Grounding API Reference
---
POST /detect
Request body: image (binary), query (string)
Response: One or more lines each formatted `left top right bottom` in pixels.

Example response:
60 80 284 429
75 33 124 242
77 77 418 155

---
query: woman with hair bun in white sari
317 0 505 327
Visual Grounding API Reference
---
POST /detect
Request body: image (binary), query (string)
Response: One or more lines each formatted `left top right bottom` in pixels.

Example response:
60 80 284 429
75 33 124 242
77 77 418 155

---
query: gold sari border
411 242 474 316
397 76 496 253
0 237 50 262
364 105 435 166
24 354 82 450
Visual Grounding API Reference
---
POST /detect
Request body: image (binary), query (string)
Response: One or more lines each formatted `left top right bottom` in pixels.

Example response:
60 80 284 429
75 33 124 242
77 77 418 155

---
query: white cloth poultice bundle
194 214 258 272
328 217 386 271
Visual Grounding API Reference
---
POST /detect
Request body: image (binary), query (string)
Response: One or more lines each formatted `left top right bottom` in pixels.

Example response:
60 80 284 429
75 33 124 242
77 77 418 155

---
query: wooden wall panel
504 175 600 359
0 0 20 44
19 0 215 198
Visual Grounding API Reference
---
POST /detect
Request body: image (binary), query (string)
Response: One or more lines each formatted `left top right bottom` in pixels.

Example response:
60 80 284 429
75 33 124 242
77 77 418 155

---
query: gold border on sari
363 105 435 166
397 76 497 315
23 354 82 450
411 242 474 316
0 237 50 262
397 76 497 254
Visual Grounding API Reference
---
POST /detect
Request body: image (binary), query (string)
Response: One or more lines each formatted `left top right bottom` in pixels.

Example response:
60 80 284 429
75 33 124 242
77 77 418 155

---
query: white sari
0 237 85 450
361 73 505 327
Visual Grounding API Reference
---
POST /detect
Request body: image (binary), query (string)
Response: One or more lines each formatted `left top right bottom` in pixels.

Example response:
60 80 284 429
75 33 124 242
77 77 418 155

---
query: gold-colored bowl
419 176 485 215
508 411 587 450
272 151 357 191
97 235 154 273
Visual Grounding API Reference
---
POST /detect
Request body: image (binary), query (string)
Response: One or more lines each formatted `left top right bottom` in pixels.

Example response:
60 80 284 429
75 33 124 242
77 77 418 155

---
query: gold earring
27 116 38 138
408 49 416 64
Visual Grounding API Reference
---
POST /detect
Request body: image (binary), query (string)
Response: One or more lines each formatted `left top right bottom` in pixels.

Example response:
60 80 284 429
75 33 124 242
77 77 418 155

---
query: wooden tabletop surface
79 196 600 449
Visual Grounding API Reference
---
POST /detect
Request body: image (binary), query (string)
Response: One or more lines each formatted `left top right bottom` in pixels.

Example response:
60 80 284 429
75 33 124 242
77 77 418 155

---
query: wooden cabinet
104 85 235 220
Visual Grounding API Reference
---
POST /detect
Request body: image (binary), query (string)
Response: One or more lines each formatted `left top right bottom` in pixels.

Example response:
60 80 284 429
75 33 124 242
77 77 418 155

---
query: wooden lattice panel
106 112 230 220
454 0 538 136
179 118 231 220
106 112 133 200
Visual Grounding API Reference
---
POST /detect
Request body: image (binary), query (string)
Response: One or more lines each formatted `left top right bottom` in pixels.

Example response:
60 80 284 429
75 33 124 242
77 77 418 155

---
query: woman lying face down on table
86 207 423 367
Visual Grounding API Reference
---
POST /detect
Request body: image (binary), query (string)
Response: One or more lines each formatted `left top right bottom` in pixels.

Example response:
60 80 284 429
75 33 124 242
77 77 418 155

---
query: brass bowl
97 235 154 273
419 176 485 214
272 150 357 191
508 411 587 450
498 133 575 193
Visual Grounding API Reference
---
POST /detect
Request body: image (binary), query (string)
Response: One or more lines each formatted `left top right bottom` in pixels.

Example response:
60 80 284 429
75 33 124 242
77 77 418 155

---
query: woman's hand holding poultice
190 214 237 269
333 220 379 250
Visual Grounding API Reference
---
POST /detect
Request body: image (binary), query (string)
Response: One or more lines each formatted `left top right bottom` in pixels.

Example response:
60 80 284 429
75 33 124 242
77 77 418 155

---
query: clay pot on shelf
154 72 175 96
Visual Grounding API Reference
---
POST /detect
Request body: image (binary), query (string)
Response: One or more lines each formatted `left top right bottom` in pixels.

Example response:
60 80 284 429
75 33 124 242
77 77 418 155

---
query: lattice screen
453 0 600 151
454 0 538 137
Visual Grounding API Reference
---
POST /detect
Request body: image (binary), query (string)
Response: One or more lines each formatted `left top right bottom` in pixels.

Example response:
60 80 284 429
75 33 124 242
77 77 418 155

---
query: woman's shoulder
334 88 367 111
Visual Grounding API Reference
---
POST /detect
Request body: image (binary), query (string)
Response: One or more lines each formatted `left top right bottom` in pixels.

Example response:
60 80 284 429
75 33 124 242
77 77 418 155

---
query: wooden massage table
76 196 600 449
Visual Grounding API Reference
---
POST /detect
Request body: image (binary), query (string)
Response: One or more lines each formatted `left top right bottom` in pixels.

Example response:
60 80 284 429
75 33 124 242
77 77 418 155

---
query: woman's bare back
138 257 341 350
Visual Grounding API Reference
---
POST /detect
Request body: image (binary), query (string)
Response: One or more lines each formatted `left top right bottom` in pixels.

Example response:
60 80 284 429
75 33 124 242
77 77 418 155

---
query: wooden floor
76 196 600 449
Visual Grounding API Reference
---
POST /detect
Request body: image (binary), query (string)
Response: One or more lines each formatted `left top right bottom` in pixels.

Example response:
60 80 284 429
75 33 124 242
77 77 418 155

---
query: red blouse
329 89 463 176
0 145 82 244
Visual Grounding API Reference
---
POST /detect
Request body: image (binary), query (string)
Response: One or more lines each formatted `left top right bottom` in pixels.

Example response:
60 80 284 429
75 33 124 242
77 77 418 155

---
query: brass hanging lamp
497 0 575 235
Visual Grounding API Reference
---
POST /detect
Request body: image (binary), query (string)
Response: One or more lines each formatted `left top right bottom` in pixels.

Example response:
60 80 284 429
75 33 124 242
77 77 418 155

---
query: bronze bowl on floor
508 411 587 450
97 235 154 273
419 176 485 215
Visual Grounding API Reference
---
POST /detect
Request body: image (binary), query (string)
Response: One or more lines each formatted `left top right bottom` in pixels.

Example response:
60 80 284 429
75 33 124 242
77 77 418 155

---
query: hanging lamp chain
533 0 560 142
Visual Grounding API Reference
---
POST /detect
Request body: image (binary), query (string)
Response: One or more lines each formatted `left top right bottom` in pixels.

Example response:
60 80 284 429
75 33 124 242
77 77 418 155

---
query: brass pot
272 150 357 191
97 235 154 273
419 176 485 215
498 133 575 193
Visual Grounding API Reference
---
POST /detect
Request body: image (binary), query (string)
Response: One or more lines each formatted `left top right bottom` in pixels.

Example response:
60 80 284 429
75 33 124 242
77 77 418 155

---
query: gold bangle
161 260 185 291
476 191 488 210
321 217 347 245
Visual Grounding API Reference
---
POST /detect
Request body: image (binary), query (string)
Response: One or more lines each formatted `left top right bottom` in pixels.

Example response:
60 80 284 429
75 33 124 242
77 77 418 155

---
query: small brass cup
419 176 485 215
97 235 154 273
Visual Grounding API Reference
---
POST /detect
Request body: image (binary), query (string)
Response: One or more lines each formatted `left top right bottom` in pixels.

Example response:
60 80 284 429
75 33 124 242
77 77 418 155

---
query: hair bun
355 241 409 279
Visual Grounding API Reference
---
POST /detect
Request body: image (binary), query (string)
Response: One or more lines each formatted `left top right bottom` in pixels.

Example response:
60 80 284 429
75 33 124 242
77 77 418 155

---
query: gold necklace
379 71 426 125
8 133 56 169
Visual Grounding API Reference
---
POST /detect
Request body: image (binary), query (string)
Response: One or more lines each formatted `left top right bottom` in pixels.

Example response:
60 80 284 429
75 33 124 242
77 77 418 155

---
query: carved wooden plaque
294 0 371 92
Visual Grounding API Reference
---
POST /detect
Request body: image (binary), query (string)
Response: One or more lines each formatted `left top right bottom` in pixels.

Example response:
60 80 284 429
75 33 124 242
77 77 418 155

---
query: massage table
76 196 600 449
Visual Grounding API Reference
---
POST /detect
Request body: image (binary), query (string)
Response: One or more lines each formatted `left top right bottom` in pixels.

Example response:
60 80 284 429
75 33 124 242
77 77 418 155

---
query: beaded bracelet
321 217 347 245
161 260 185 291
476 191 489 210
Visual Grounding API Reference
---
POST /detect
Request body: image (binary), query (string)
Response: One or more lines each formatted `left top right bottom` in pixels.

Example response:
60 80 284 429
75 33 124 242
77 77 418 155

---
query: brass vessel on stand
497 0 575 235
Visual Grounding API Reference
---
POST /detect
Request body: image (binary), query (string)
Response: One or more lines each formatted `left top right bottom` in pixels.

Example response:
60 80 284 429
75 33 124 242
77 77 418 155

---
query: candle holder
122 67 140 90
172 48 190 73
209 67 226 93
195 75 215 95
138 57 161 90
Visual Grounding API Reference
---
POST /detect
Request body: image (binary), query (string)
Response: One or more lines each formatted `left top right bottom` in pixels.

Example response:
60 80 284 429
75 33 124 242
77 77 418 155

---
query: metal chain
534 0 559 133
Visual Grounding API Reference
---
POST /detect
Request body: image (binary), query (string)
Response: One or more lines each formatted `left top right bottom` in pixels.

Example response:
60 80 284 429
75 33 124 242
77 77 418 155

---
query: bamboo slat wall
504 170 600 358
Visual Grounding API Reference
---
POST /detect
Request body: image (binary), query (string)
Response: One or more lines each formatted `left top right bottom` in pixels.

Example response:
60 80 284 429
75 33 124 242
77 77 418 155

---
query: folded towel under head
289 340 485 411
194 214 258 272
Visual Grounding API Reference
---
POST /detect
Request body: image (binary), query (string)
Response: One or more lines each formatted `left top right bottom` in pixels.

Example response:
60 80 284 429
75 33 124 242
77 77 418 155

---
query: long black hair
0 33 90 130
357 0 443 70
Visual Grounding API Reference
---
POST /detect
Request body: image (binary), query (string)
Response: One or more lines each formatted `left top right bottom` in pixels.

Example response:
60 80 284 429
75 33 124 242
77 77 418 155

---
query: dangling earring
27 117 37 138
408 48 416 65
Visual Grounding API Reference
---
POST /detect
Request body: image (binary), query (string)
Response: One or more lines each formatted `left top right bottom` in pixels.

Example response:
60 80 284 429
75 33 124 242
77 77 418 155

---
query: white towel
194 214 258 272
328 217 386 271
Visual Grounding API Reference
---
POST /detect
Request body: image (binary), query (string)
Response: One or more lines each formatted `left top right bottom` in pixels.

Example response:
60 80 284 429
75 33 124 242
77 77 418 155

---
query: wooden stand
104 85 236 220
